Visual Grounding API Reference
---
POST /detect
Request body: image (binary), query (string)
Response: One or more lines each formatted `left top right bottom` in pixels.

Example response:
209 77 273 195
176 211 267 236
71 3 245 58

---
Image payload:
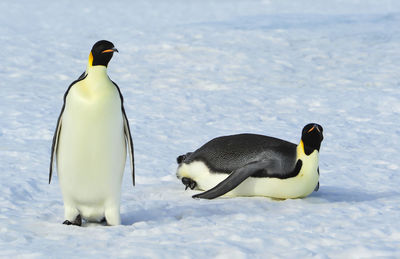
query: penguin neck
85 65 110 82
85 52 109 79
295 140 320 198
86 64 108 76
83 65 113 93
296 140 319 164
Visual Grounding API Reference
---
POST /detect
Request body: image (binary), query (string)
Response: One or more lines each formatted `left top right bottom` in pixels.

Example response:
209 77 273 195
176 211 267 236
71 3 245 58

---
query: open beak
102 47 119 53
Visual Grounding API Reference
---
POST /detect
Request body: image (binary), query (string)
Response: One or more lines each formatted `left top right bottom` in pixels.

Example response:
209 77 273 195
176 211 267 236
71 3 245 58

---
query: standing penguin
176 124 323 200
49 40 134 226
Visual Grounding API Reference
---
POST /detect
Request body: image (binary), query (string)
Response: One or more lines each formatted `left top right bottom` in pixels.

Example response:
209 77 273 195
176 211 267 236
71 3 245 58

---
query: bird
49 40 134 226
176 123 323 200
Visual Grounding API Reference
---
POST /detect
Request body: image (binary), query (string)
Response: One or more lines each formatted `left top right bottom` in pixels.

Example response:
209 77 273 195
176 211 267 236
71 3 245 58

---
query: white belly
56 79 126 220
177 157 319 199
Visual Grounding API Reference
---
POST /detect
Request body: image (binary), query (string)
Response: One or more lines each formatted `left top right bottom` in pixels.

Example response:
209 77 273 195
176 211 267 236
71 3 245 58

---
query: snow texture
1 0 400 258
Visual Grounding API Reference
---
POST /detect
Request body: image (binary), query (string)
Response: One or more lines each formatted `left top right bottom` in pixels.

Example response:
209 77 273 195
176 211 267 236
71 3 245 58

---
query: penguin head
89 40 118 67
301 123 324 155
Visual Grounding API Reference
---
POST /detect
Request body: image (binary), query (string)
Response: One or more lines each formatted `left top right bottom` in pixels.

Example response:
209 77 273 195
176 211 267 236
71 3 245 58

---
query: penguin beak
307 125 316 133
307 124 322 134
102 47 119 53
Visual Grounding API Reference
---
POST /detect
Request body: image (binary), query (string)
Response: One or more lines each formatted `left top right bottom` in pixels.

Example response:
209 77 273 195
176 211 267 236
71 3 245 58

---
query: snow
1 0 400 257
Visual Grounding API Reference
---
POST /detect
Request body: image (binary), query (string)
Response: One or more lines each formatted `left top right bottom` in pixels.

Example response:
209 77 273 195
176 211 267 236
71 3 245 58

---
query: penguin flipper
49 114 63 184
192 160 276 200
123 108 135 186
314 167 320 192
111 80 135 187
314 182 320 192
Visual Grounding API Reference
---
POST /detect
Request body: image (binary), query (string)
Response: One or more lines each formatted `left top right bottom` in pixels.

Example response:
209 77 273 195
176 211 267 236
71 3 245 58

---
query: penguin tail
176 152 193 164
176 155 185 164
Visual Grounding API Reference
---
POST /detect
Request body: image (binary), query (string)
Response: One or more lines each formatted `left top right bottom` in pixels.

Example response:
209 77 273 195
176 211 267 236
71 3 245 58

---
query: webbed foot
182 177 197 190
63 215 82 226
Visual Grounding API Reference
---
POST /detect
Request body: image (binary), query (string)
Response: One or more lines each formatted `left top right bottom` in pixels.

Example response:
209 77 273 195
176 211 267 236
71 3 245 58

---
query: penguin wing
112 80 135 186
314 167 320 192
192 160 281 199
122 107 135 186
49 72 87 184
49 113 63 184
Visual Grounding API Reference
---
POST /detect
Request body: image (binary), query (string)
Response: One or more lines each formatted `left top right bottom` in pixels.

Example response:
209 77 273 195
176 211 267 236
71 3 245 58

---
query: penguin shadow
310 185 399 203
121 199 250 226
121 205 209 226
81 221 107 227
120 186 398 225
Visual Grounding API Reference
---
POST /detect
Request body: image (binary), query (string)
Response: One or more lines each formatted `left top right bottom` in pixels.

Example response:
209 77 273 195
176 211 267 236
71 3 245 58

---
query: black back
183 134 298 177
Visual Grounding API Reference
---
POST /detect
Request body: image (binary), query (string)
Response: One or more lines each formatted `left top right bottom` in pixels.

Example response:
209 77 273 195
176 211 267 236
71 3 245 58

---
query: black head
89 40 118 67
301 123 324 155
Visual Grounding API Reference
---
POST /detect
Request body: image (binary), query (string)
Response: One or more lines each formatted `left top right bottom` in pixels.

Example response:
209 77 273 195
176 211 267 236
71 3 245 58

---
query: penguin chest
238 154 320 199
57 80 126 200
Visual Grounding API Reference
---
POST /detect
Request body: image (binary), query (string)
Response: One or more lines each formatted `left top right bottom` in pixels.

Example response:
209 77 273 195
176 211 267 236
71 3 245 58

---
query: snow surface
1 0 400 257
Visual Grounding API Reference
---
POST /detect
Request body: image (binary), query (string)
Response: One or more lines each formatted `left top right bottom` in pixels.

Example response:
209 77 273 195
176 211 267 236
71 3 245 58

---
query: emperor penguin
49 40 134 226
176 123 323 200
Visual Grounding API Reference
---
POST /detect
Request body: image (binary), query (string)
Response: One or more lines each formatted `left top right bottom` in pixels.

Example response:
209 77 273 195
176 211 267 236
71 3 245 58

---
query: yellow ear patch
102 49 115 53
88 52 93 67
297 140 305 157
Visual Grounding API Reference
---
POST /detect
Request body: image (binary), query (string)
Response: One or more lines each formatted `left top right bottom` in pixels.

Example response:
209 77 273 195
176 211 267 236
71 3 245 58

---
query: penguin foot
182 177 197 190
63 215 82 226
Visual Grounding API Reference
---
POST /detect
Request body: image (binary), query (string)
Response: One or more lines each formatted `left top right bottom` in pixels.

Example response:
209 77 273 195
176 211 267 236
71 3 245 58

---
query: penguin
49 40 134 226
176 123 323 200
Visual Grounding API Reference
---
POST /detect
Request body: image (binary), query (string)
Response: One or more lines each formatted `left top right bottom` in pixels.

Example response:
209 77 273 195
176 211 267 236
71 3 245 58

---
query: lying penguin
176 123 323 199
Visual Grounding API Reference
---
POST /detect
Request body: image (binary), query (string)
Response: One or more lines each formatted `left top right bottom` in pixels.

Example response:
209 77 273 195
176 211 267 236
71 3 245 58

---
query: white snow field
1 0 400 257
